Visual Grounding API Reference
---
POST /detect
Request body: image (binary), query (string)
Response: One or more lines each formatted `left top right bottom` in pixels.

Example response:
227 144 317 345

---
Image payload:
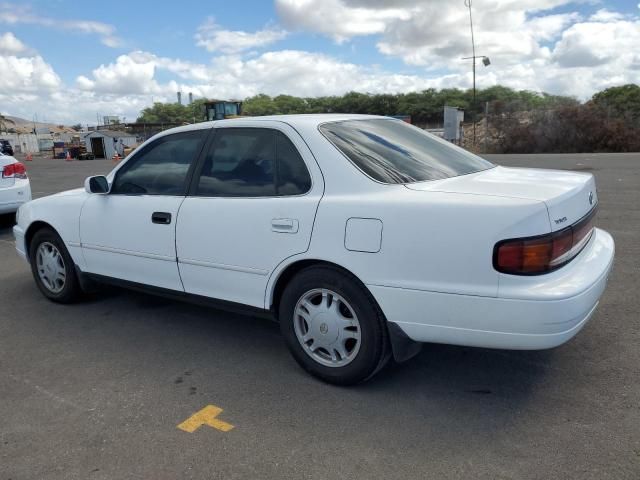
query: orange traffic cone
26 153 33 161
65 151 72 161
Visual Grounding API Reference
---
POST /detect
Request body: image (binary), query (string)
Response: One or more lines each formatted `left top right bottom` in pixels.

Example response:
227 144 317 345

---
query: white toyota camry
13 115 615 384
1 152 31 215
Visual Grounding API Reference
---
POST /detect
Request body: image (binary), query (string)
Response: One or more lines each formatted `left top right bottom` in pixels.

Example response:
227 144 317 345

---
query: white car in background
0 152 31 215
13 115 615 384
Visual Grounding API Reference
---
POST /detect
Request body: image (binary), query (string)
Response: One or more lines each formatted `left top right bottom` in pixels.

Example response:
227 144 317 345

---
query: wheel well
271 258 423 364
270 259 367 316
24 221 56 260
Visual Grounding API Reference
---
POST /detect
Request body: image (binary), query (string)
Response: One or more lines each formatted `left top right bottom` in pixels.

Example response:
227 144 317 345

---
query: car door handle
272 218 299 233
152 212 172 225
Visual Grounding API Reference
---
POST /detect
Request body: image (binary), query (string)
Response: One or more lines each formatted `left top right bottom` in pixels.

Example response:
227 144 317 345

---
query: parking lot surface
1 153 639 479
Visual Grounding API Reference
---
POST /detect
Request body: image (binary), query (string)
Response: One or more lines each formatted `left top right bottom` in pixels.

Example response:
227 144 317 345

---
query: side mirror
84 175 110 194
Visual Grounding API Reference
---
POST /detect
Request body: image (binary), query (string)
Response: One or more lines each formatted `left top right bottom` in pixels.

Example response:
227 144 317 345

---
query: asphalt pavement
0 152 638 479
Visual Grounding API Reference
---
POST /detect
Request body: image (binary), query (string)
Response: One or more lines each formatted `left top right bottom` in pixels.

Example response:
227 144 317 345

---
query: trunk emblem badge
589 191 594 205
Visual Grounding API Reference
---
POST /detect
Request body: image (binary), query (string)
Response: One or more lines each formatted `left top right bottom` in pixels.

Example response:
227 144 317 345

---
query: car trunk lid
405 166 597 231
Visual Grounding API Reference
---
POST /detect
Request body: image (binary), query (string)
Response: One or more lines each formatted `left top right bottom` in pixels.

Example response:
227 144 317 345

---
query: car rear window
319 119 494 184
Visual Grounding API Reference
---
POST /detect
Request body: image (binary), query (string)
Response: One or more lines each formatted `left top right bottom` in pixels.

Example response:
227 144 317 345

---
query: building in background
84 130 137 159
443 106 465 144
103 116 120 125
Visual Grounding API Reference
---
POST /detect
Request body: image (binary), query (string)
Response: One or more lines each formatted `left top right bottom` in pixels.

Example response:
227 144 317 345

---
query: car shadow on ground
3 212 555 414
4 264 562 449
72 283 555 404
4 218 555 439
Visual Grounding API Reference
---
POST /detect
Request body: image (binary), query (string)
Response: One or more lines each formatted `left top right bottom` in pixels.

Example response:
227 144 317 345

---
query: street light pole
463 0 490 150
464 0 476 148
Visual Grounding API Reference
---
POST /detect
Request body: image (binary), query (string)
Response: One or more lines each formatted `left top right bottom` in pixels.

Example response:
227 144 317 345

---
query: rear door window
194 128 311 197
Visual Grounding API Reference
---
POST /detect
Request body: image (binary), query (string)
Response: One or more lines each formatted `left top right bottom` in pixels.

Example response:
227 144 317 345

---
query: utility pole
466 0 476 148
484 101 489 153
462 0 490 150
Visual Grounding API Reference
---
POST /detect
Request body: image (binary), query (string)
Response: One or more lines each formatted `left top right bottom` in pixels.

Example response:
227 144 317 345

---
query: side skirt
78 268 275 321
77 268 420 362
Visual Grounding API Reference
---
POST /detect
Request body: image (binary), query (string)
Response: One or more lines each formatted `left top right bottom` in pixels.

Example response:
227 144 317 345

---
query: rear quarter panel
268 187 551 303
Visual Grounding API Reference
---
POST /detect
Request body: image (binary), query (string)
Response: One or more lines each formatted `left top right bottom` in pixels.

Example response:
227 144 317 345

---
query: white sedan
13 115 615 384
1 152 31 215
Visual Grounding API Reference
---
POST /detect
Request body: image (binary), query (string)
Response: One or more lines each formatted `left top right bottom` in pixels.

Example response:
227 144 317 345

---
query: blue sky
1 0 639 124
15 0 416 81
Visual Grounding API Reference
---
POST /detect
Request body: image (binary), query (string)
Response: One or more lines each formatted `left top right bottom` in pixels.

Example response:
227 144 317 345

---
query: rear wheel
29 228 81 303
279 266 389 385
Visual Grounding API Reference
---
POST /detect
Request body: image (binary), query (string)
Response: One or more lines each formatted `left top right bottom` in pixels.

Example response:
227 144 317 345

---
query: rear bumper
369 228 614 350
0 180 31 214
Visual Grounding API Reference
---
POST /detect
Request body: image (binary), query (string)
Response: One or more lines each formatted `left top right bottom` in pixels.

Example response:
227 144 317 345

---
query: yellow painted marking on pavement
177 405 234 433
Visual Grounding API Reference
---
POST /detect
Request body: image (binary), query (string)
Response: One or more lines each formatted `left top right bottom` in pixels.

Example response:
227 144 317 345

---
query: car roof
235 113 386 126
151 114 392 141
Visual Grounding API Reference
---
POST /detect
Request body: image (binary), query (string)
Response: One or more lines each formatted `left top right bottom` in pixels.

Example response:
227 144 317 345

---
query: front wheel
29 228 82 303
279 266 390 385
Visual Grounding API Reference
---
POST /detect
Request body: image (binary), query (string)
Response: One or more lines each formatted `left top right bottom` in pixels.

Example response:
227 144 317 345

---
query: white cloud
0 33 60 96
276 0 413 43
372 1 578 67
0 3 122 47
527 13 582 41
195 18 287 54
3 2 640 125
76 54 159 95
75 51 215 95
203 50 436 97
0 31 28 54
275 0 640 98
74 49 440 102
0 54 60 93
589 9 626 22
552 18 640 68
275 0 584 66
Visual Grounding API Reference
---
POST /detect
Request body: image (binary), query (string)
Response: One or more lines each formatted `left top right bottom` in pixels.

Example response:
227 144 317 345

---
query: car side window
195 128 311 197
111 130 207 195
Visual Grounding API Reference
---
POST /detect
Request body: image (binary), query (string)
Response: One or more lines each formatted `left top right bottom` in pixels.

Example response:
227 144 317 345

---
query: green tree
243 94 278 116
272 95 308 114
136 102 191 123
132 84 637 144
591 84 640 125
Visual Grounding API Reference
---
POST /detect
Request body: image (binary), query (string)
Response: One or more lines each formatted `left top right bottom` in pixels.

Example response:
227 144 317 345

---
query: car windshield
319 118 494 184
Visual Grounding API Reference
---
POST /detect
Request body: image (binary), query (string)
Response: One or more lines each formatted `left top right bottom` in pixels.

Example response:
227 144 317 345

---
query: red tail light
494 209 596 275
2 162 27 179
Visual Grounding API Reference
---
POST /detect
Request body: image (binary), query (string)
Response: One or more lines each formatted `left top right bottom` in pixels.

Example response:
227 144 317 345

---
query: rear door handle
271 218 299 233
152 212 172 225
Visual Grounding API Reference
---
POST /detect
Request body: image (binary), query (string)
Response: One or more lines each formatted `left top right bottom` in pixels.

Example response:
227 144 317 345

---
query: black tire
29 228 82 303
279 265 390 385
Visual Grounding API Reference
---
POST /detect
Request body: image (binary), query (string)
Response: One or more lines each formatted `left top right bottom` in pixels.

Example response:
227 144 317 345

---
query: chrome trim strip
81 243 176 262
178 257 269 276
